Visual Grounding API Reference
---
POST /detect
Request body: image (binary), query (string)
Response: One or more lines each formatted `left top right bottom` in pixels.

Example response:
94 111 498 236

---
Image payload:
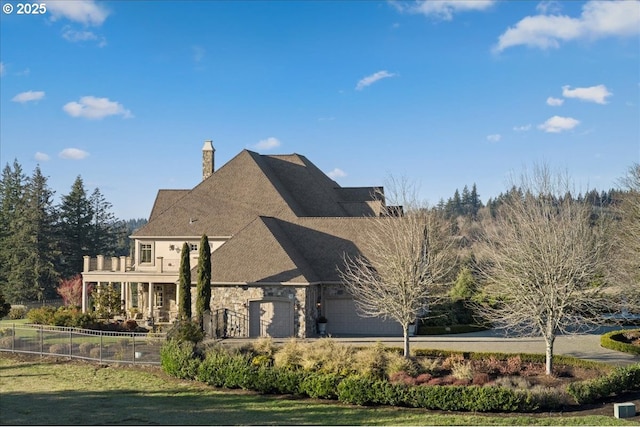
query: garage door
324 298 402 336
249 300 294 338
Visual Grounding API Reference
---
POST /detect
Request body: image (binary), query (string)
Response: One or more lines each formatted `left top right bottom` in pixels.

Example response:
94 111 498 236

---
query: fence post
100 332 103 363
69 328 73 360
12 323 15 353
40 325 43 355
132 333 136 365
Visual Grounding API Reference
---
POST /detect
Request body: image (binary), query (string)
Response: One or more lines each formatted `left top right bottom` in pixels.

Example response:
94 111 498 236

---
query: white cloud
546 97 564 106
327 168 347 179
254 137 281 151
63 96 133 120
562 84 612 104
12 90 45 103
59 148 89 160
486 134 502 142
47 0 109 26
356 70 397 90
513 124 532 132
62 26 107 47
494 0 640 52
34 152 50 162
0 62 5 77
396 0 495 21
538 115 580 133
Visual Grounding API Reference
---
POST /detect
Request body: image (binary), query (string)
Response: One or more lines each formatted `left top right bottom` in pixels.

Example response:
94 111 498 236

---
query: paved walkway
222 327 640 367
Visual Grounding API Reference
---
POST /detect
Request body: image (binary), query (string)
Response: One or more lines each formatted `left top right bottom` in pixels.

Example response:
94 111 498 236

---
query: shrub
299 339 356 375
8 305 27 320
567 363 640 404
354 342 388 379
166 320 205 344
49 343 70 355
600 329 640 355
160 339 202 379
300 372 343 399
89 347 102 359
451 360 474 381
0 336 14 348
472 372 491 386
386 352 420 378
273 338 303 370
27 306 57 324
78 342 95 355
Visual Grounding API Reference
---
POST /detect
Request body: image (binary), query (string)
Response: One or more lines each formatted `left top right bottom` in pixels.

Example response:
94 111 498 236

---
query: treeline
0 160 147 303
434 183 624 221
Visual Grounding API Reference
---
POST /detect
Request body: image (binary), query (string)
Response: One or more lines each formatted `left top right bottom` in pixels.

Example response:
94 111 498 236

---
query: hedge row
600 329 640 356
566 363 640 404
161 341 540 412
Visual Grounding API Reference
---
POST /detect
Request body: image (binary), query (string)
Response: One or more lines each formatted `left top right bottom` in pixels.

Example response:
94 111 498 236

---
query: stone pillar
97 255 104 271
111 256 119 272
120 256 127 272
83 256 90 272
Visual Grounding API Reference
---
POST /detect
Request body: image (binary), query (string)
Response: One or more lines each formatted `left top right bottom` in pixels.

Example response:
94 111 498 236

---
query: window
140 243 152 263
190 243 198 252
154 285 164 308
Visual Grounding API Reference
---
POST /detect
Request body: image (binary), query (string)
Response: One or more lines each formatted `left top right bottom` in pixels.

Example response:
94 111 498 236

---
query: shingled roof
136 146 388 285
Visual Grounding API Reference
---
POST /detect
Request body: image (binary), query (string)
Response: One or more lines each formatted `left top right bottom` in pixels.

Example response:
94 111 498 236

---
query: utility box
614 402 636 419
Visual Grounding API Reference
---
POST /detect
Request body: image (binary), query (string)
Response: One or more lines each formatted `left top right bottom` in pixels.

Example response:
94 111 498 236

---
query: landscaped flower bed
160 337 640 413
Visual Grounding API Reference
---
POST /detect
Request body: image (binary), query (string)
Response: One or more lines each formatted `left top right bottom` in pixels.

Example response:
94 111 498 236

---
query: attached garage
249 299 294 338
324 298 403 336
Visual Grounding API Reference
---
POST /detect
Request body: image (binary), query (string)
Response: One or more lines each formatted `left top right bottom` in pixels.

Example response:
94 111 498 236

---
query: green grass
1 354 637 426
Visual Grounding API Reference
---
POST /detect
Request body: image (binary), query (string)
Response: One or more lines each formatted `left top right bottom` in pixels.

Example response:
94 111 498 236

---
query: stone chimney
202 140 215 181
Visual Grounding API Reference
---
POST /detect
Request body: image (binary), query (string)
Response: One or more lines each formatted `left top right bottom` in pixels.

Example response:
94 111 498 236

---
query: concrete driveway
330 328 639 366
225 326 639 367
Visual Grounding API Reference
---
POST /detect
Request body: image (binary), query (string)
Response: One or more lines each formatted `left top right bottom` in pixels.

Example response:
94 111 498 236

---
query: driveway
225 326 639 367
330 328 639 366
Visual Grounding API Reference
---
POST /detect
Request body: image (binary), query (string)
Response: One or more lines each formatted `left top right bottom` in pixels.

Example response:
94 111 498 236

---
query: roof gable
210 216 319 283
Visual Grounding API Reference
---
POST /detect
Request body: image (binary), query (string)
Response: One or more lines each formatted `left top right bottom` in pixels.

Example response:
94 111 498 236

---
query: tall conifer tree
196 234 212 329
178 242 192 320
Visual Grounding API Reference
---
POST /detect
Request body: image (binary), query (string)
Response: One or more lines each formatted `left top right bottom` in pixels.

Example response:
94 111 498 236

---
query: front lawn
1 353 638 426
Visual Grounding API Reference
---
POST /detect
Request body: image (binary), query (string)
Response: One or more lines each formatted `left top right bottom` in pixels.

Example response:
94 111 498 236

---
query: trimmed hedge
336 375 537 412
600 329 640 356
567 363 640 404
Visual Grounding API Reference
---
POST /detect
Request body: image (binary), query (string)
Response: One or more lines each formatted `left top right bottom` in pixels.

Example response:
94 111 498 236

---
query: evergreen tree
89 188 126 256
196 234 212 329
178 242 192 320
470 183 482 219
0 160 28 301
461 185 471 216
21 166 59 299
57 176 94 278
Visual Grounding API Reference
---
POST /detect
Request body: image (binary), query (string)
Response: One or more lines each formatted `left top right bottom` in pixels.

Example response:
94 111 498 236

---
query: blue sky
1 0 639 220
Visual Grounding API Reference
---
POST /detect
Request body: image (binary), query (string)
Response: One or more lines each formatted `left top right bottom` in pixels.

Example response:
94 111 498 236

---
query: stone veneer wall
211 285 315 338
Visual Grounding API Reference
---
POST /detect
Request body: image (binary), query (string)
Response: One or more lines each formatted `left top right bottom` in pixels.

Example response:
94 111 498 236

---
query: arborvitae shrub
160 339 201 379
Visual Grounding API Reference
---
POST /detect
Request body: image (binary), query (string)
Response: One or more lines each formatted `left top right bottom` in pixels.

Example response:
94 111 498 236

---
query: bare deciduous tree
615 163 640 309
339 179 457 357
474 164 615 375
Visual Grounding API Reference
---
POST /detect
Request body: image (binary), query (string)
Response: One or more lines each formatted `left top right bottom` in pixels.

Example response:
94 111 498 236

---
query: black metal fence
204 309 249 338
0 323 165 365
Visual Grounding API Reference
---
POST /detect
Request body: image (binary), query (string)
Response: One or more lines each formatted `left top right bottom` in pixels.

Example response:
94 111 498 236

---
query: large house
81 141 402 337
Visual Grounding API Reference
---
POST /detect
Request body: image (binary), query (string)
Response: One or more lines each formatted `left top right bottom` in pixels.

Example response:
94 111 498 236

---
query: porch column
82 278 88 313
120 282 126 313
148 282 154 318
175 282 180 319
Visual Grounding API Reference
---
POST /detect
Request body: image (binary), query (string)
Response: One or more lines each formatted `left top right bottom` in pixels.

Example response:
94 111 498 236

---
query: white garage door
324 298 402 336
249 300 294 338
